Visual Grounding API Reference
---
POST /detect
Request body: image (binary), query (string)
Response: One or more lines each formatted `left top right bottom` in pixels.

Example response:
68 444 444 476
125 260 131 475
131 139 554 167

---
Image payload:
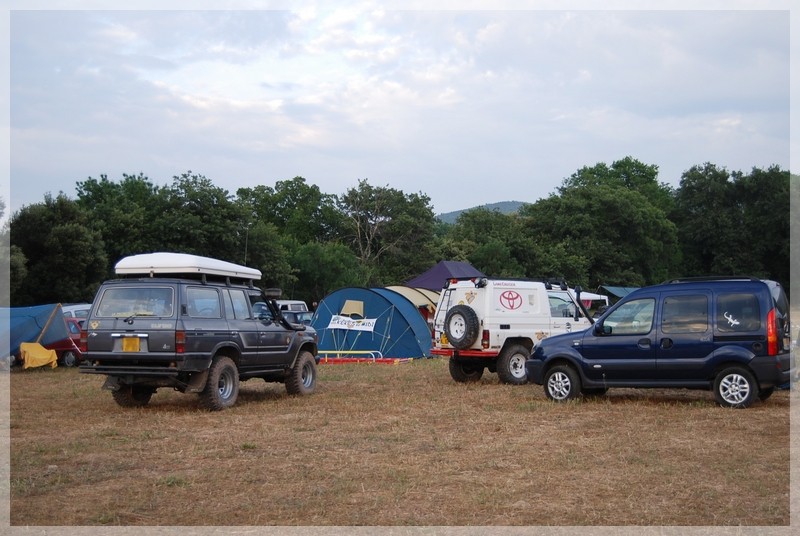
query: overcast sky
4 2 796 216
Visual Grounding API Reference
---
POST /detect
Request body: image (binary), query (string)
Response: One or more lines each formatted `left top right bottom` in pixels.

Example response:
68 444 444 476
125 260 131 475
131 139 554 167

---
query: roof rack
661 276 760 284
115 252 262 280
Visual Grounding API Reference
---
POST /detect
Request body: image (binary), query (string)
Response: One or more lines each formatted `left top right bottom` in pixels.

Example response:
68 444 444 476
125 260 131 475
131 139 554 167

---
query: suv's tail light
766 307 778 356
79 329 88 353
481 330 490 349
175 330 185 354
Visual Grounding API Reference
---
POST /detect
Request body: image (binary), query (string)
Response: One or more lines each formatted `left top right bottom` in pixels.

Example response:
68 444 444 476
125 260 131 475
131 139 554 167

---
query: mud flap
184 370 210 393
101 376 121 391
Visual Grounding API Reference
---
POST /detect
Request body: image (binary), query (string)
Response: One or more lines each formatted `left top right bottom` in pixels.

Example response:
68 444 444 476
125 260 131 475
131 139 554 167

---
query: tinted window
603 298 655 335
662 295 708 333
187 287 221 319
717 293 760 332
96 287 174 318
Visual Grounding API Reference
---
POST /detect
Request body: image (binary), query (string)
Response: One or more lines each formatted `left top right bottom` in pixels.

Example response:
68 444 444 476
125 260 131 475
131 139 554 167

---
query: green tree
338 179 436 285
157 172 246 261
520 184 678 288
75 173 164 271
673 163 790 289
291 241 367 304
9 194 107 305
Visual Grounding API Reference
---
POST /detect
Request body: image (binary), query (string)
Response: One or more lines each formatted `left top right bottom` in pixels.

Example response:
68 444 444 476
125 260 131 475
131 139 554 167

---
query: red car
51 318 83 367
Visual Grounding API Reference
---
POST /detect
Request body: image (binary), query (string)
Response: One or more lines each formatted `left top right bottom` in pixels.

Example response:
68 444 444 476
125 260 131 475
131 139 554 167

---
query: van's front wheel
543 365 580 401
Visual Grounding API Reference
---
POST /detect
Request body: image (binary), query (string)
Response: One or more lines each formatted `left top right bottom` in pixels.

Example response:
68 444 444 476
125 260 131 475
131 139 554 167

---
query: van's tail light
766 308 778 356
481 330 490 349
175 330 185 354
79 329 88 353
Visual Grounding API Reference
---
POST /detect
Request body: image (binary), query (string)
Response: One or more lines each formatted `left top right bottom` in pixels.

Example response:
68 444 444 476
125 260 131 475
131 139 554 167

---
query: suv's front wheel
713 366 758 408
543 365 581 402
496 344 529 385
200 356 239 411
285 351 317 396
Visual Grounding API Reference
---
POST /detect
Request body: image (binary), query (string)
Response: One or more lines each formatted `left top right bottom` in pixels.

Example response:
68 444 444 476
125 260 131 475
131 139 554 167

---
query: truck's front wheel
496 344 529 385
200 356 239 411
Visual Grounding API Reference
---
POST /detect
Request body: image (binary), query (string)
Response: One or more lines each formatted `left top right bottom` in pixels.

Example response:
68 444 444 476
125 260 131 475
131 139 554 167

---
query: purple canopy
404 261 485 291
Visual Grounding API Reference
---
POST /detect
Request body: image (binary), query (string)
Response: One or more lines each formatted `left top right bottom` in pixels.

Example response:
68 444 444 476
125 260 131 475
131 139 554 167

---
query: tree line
1 156 792 307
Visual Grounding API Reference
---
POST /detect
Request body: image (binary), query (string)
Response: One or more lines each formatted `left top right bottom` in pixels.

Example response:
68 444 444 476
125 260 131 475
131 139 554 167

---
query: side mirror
594 322 611 336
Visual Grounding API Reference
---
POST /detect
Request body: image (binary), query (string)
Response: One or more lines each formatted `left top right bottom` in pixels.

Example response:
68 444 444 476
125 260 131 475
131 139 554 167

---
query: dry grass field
7 358 795 527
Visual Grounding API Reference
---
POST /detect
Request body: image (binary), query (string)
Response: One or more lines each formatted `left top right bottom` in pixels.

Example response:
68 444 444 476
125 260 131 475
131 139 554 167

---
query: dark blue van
525 277 794 408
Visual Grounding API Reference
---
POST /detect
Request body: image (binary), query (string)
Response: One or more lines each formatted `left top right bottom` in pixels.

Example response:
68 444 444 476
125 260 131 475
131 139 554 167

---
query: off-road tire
714 366 758 408
448 356 484 383
543 365 581 402
444 305 480 350
200 356 239 411
496 344 529 385
112 385 154 407
285 351 317 396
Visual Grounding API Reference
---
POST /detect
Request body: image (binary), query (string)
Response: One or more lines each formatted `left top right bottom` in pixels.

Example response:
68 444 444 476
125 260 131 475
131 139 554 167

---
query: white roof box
115 252 261 280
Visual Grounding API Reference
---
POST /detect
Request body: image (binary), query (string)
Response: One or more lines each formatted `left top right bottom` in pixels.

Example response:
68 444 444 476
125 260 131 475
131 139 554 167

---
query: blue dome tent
311 287 433 362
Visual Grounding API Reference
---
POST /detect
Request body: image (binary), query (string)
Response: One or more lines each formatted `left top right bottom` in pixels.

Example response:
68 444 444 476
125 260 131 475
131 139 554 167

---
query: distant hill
436 201 528 224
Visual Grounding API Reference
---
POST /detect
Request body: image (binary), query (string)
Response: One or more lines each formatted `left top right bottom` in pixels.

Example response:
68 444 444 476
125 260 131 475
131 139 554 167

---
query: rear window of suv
96 287 174 318
717 293 761 332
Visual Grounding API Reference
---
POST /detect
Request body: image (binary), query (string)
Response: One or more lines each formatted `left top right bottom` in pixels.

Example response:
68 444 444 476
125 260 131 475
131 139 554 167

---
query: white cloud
7 7 792 215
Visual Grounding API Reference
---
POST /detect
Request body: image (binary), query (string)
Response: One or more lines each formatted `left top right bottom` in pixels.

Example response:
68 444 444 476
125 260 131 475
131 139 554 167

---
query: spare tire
444 305 480 350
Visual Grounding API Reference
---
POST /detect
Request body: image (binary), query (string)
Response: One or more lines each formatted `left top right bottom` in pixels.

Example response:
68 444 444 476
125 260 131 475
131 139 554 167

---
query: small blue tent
311 288 432 361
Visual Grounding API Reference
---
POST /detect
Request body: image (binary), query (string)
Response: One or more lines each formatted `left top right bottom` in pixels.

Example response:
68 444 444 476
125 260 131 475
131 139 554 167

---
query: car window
187 287 222 319
96 287 174 318
548 291 580 318
717 293 760 332
603 298 655 335
227 289 252 320
662 295 708 333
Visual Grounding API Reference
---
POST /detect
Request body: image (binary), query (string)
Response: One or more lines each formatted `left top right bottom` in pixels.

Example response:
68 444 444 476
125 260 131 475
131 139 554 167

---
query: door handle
637 338 651 350
660 338 673 349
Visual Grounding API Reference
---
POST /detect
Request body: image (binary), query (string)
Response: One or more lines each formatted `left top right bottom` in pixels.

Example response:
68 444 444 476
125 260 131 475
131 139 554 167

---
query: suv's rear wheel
449 357 484 383
285 351 317 396
543 365 581 402
200 356 239 411
714 366 758 408
112 385 154 407
444 305 480 350
496 344 529 385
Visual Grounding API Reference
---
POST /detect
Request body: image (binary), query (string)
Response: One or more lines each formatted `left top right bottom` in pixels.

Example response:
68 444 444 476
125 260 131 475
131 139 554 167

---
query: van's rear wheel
714 366 757 408
496 344 529 385
449 357 484 383
112 385 154 407
200 356 239 411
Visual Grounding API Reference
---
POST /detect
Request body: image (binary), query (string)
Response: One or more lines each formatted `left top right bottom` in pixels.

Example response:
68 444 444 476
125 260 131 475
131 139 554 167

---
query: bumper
749 352 795 388
525 359 545 385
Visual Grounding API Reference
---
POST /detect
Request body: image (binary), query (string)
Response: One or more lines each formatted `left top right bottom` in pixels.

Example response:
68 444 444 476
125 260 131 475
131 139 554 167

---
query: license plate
122 337 140 352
